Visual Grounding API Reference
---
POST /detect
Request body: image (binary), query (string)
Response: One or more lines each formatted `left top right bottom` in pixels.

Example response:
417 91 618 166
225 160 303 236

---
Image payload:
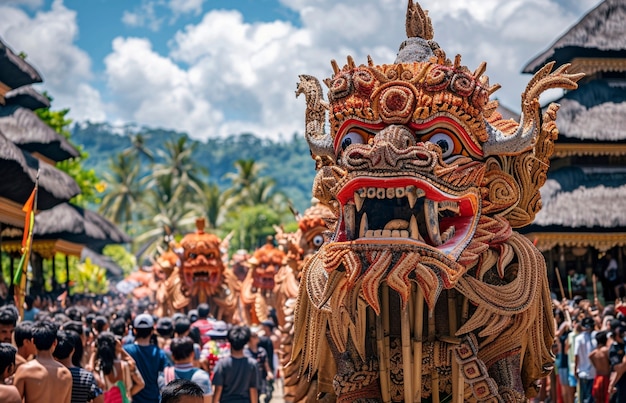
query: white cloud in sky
0 0 604 141
169 0 205 17
0 0 106 122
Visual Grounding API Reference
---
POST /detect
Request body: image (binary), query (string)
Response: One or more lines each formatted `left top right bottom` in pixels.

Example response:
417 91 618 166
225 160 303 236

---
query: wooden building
520 0 626 301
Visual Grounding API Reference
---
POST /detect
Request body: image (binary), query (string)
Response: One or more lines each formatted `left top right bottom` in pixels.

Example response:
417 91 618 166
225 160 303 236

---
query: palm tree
152 136 208 200
196 182 223 229
222 159 266 208
133 173 200 262
99 153 144 232
125 132 154 161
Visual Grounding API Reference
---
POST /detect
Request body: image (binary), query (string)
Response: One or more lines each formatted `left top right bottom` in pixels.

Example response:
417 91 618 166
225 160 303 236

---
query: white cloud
0 0 43 8
121 1 164 31
0 0 106 120
1 0 602 142
169 0 205 16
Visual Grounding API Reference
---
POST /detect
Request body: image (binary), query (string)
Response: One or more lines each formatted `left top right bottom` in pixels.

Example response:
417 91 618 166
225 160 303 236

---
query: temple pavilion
519 0 626 301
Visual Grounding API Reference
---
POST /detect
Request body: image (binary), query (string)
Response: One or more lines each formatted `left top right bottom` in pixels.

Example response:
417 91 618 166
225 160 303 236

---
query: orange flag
21 187 36 248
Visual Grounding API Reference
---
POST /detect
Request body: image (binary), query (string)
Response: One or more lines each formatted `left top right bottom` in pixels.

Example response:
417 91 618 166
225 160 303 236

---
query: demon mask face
247 241 286 291
179 218 225 298
292 1 583 402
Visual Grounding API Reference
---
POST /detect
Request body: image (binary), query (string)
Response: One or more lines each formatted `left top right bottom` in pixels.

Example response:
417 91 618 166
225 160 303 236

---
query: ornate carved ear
502 103 562 228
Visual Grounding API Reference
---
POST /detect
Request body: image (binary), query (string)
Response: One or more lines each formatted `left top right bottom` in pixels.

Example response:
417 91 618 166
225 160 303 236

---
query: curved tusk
482 111 537 157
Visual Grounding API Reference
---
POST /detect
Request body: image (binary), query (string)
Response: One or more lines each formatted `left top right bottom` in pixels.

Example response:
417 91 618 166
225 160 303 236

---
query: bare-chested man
14 321 36 368
590 330 611 403
14 320 72 403
0 343 21 403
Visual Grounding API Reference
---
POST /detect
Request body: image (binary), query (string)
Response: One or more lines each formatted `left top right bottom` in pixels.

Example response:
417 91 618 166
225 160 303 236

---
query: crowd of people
0 295 280 403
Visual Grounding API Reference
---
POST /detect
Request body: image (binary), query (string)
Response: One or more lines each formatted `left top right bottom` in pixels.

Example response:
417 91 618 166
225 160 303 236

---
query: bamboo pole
413 283 424 402
376 311 391 402
380 283 391 402
448 290 464 403
555 268 567 301
401 303 413 402
429 302 439 403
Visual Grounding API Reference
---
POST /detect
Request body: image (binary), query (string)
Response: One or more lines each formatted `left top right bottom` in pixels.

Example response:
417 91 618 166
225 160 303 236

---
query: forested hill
71 122 317 213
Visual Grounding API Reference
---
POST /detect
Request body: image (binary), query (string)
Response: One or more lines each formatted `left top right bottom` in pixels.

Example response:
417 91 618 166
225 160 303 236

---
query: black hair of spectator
134 326 153 339
188 326 201 345
53 330 75 360
161 378 204 403
110 317 127 338
64 306 83 322
32 320 59 351
228 325 250 351
197 303 210 319
0 305 18 326
96 332 117 375
94 315 108 333
25 295 35 310
170 336 195 361
66 330 84 368
595 330 609 347
174 316 191 335
63 320 84 336
85 313 96 327
156 317 174 338
116 308 132 323
14 321 34 348
0 342 17 375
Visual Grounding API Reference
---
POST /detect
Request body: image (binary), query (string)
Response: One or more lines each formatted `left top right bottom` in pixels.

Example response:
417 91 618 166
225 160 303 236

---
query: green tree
152 136 207 199
99 153 144 232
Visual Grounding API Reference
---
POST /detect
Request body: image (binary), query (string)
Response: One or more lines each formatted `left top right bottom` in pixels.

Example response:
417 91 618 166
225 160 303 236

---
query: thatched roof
523 0 626 74
33 203 131 253
0 105 79 161
0 132 80 210
0 38 42 88
554 80 626 141
531 166 626 228
5 86 50 110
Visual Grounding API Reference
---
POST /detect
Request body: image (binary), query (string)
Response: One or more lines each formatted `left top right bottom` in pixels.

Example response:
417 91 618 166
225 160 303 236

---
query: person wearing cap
123 313 169 403
574 316 596 402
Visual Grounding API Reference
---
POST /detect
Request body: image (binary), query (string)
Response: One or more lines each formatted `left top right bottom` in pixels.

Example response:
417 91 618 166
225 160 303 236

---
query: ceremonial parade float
240 239 287 325
179 218 241 322
290 1 583 402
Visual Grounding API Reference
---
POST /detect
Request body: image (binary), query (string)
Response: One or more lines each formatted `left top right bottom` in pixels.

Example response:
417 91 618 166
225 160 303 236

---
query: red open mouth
335 177 479 259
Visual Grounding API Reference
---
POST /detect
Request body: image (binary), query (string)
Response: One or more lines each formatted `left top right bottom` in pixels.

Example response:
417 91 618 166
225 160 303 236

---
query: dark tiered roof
0 105 80 162
523 0 626 74
554 80 626 141
5 86 50 110
33 203 131 253
524 166 626 230
0 38 42 88
0 132 80 209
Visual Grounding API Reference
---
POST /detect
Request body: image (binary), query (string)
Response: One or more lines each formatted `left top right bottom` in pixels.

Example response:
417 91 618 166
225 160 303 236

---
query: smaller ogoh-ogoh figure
240 237 286 325
277 199 336 279
277 201 337 403
290 1 583 402
153 245 189 317
179 218 240 322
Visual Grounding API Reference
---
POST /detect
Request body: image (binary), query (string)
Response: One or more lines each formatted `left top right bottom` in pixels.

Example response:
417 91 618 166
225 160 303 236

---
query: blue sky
0 0 601 141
